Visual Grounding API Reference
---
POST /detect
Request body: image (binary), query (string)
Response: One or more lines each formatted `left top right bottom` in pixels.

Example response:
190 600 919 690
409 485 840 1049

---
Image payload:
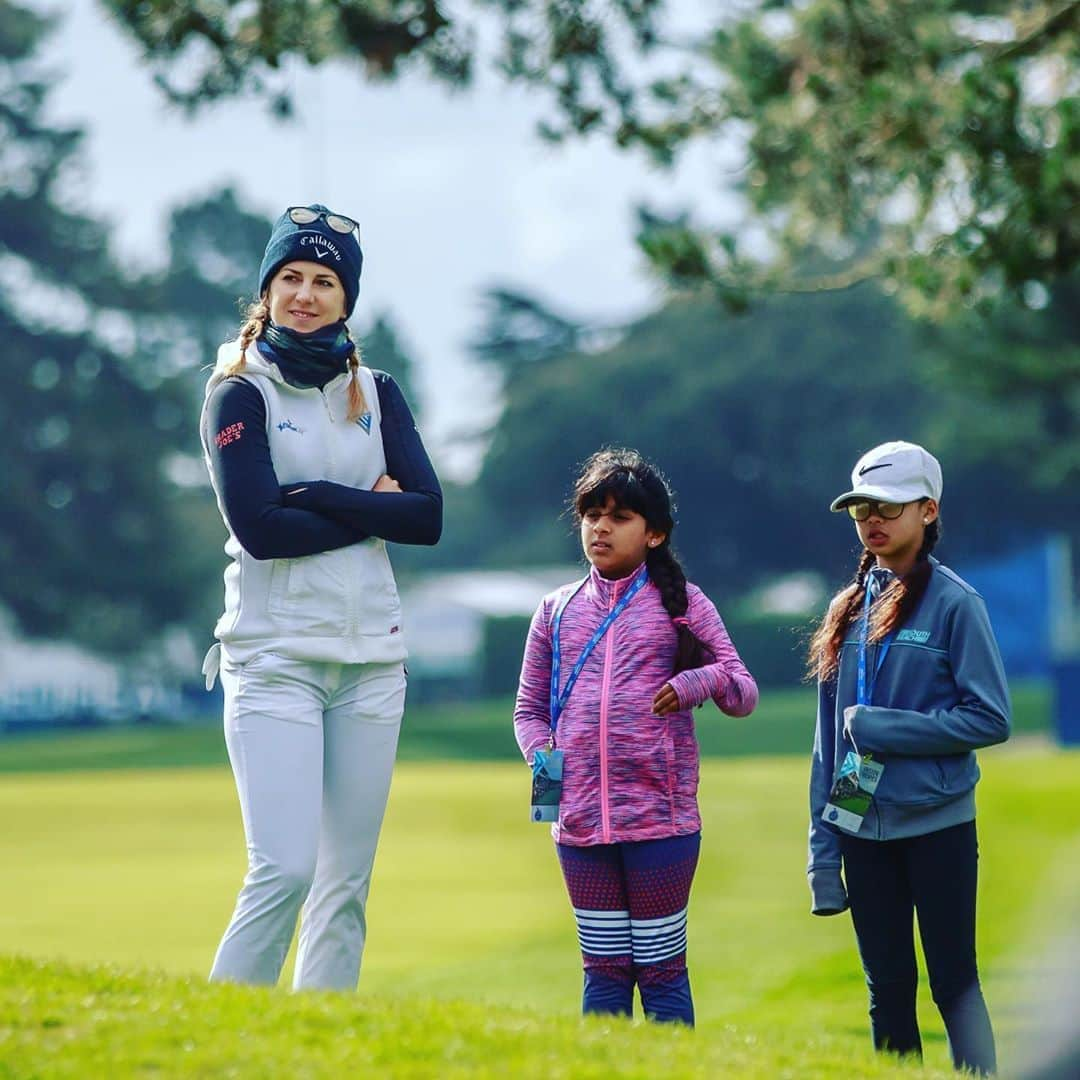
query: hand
652 683 680 716
809 869 849 916
373 474 402 493
843 704 859 740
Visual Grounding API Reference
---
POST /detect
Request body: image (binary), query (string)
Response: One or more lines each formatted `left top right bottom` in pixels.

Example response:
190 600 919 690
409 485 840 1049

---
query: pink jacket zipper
599 584 616 843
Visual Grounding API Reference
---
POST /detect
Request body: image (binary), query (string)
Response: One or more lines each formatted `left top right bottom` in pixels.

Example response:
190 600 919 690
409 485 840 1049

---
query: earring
923 518 930 524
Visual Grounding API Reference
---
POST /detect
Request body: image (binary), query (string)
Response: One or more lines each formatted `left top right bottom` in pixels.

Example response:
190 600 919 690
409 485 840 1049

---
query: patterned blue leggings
556 832 700 1025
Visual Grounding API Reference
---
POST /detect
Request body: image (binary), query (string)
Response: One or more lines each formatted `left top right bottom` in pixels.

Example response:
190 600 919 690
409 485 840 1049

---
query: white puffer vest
201 342 407 667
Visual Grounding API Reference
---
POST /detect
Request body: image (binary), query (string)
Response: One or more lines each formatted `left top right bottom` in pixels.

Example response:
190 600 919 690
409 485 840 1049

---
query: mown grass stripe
0 679 1052 774
0 751 1077 1076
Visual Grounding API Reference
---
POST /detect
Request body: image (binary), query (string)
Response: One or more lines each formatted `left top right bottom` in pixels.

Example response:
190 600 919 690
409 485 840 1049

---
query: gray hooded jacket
808 558 1011 915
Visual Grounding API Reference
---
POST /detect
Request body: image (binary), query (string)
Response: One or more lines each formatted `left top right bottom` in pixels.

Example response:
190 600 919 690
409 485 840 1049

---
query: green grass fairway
2 745 1079 1076
0 679 1052 771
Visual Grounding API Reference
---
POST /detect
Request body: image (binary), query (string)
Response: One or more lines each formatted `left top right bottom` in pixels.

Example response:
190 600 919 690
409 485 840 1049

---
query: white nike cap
830 441 943 512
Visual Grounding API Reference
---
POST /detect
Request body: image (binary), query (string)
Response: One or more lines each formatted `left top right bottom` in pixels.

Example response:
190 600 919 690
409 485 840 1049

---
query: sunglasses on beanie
286 206 359 236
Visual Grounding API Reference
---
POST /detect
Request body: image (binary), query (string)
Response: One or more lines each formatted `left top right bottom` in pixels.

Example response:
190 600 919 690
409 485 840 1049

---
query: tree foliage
919 272 1080 485
468 287 590 382
0 3 283 654
99 0 663 119
100 0 1080 318
451 282 1068 592
642 0 1080 320
361 312 422 416
0 1 195 652
154 186 273 357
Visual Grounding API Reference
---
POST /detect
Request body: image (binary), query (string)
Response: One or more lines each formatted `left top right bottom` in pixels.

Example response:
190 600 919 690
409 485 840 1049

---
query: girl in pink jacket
514 448 758 1025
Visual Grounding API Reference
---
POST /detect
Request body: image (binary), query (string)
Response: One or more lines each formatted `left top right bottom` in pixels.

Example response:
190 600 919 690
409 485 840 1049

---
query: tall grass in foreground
0 954 952 1079
2 747 1079 1076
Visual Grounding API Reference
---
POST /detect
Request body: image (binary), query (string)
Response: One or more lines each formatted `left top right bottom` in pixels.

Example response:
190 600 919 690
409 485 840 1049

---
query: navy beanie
257 204 363 318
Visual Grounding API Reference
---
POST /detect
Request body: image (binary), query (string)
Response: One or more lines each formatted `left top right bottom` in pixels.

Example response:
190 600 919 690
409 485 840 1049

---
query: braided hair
806 513 941 683
214 295 368 422
572 448 713 675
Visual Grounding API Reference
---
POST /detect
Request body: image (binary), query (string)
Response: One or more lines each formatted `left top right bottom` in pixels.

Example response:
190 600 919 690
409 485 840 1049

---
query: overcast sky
40 1 742 478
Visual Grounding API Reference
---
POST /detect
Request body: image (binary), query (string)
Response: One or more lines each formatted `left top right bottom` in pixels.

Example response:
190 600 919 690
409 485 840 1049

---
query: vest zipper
319 387 356 637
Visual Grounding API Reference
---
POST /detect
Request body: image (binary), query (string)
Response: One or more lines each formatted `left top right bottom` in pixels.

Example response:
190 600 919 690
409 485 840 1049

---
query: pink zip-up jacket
514 563 758 846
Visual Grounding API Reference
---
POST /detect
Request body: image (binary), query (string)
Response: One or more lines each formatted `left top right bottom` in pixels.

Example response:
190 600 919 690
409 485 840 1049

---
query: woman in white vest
200 204 442 989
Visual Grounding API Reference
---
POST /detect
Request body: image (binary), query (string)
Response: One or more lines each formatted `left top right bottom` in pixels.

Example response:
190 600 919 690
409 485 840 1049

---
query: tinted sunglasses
847 500 909 521
287 206 359 236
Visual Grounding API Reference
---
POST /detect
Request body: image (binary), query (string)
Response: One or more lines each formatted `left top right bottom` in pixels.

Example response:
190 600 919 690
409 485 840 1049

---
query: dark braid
807 515 941 682
646 543 688 617
646 543 714 674
572 447 713 676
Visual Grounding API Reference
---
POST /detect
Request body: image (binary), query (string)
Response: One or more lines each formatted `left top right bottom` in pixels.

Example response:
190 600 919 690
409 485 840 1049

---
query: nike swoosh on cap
858 462 894 476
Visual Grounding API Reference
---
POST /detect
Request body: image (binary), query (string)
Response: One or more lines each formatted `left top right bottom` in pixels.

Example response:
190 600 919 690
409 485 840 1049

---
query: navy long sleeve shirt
202 370 442 560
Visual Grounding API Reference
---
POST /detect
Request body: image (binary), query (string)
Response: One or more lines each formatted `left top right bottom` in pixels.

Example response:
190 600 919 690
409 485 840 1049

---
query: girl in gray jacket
807 441 1009 1076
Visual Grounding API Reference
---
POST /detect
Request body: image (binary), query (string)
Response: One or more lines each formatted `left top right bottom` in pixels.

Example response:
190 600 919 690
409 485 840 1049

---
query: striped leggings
556 832 700 1025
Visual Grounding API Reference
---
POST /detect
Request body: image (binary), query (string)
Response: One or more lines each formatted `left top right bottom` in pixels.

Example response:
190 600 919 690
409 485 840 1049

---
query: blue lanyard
549 568 648 735
856 585 894 706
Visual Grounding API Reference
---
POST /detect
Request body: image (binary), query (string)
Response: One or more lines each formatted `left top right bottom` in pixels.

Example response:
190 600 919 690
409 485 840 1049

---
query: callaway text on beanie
258 205 363 318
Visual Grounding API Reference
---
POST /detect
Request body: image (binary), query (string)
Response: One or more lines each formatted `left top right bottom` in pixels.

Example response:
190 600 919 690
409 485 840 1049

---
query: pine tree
361 313 423 418
0 1 211 653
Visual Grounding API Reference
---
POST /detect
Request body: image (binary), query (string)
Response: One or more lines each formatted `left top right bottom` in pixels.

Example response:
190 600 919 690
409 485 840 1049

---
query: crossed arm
202 372 442 560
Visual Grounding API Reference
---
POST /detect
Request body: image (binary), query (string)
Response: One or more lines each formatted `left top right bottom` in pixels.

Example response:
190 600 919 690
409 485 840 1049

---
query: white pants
209 650 406 990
